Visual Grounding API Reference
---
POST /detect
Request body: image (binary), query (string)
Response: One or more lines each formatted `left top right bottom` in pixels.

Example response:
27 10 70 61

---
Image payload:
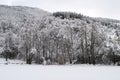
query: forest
0 5 120 65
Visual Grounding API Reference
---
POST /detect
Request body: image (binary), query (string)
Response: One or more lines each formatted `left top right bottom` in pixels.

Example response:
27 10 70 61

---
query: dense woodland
0 5 120 65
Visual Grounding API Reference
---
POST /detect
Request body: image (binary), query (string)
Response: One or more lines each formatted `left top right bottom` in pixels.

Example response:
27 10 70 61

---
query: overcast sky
0 0 120 20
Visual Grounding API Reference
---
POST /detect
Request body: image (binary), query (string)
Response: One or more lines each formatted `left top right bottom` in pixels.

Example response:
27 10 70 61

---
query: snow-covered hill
0 5 120 65
0 5 49 21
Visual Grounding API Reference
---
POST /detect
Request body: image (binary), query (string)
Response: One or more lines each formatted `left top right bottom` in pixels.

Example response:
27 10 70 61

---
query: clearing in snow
0 59 120 80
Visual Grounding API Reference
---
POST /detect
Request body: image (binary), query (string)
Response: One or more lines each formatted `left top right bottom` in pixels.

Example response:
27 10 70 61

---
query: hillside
0 5 49 21
0 5 120 65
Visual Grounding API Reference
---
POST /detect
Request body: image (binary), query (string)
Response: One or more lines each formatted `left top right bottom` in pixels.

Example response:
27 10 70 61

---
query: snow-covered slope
0 5 49 22
0 5 120 65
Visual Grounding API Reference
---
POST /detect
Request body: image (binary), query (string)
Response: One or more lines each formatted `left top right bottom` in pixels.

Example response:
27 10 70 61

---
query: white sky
0 0 120 20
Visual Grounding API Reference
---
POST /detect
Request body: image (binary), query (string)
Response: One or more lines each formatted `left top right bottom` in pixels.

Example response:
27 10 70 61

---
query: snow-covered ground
0 59 120 80
0 58 25 65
